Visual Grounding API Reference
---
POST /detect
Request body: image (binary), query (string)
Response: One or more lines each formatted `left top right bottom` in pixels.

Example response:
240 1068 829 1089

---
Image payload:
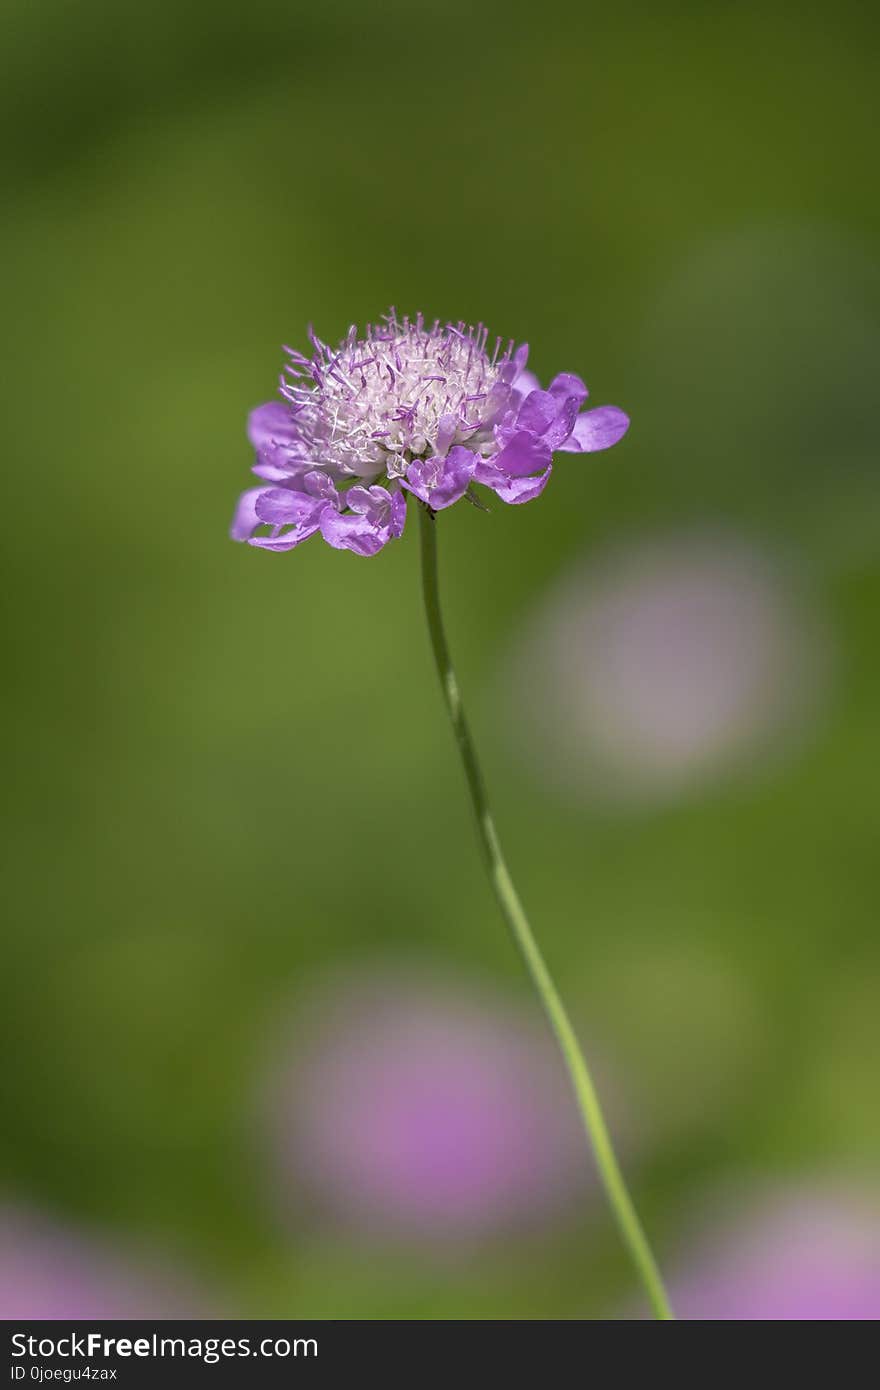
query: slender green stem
417 503 673 1321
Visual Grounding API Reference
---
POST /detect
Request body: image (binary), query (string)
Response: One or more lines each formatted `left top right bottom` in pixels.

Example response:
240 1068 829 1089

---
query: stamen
278 311 519 477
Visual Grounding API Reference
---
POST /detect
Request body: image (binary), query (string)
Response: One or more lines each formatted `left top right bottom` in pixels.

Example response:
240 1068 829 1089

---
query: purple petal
254 489 324 527
547 372 588 408
389 488 407 538
301 470 340 506
249 521 321 552
342 484 406 531
541 374 590 448
515 389 559 437
512 342 530 375
482 380 517 429
545 396 582 449
345 485 376 515
559 406 630 453
316 483 404 556
475 461 553 505
247 399 313 478
230 487 264 541
435 413 458 458
497 341 530 384
247 401 300 453
402 446 476 510
513 367 541 399
491 431 553 479
252 459 304 482
319 510 390 558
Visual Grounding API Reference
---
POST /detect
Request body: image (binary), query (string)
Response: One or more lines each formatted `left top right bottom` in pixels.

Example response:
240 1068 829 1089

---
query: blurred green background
2 0 878 1318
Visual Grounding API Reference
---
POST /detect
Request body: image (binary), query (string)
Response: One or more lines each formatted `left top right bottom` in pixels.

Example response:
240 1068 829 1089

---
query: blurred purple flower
505 531 829 803
258 968 600 1244
0 1207 203 1320
231 310 628 554
661 1186 880 1321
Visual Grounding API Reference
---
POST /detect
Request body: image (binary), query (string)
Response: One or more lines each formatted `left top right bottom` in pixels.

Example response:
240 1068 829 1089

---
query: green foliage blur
2 0 878 1317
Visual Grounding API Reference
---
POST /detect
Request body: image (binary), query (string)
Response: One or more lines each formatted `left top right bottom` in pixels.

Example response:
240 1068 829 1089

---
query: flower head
0 1206 206 1319
257 966 592 1245
231 310 629 555
504 531 828 804
656 1185 880 1321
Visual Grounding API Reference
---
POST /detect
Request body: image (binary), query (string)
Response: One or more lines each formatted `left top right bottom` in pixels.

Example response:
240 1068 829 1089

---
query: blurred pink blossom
659 1184 880 1321
506 531 829 802
0 1206 204 1320
258 966 609 1246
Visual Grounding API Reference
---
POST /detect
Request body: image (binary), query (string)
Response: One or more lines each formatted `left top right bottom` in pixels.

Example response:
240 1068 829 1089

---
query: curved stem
417 503 673 1321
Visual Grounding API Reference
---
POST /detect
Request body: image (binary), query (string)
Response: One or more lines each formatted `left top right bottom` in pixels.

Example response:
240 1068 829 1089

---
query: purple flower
655 1186 880 1321
231 310 629 555
257 967 597 1246
0 1207 206 1320
504 531 829 805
